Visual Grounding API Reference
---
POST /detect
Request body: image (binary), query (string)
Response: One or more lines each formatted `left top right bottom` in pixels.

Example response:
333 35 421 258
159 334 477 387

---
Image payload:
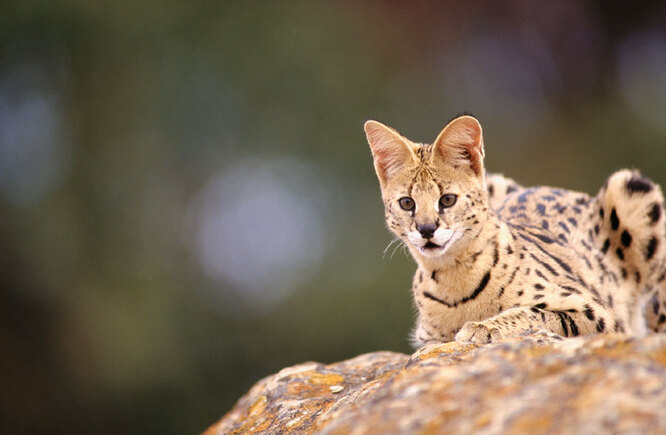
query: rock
204 332 666 434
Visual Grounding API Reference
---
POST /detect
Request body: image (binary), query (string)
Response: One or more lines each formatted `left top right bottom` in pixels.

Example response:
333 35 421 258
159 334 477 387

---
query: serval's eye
439 194 457 209
398 197 415 211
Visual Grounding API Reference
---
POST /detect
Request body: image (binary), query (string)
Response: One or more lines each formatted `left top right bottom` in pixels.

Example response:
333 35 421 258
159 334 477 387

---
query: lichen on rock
204 332 666 434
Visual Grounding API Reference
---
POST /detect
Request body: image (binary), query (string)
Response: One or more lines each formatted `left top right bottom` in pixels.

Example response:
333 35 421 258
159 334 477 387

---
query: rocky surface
204 332 666 434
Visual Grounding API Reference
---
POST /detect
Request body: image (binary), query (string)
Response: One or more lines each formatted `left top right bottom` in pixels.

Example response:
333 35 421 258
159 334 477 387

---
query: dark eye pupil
440 194 457 208
399 197 415 211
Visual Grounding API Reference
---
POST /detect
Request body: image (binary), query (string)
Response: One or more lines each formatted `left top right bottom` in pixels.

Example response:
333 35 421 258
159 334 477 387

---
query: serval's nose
417 223 436 239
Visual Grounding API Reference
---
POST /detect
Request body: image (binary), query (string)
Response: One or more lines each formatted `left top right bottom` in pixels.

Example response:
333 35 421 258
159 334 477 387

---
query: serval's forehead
411 162 463 191
411 170 442 195
412 143 434 161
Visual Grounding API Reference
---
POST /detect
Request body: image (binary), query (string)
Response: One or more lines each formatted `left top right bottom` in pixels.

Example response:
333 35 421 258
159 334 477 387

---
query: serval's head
365 115 489 262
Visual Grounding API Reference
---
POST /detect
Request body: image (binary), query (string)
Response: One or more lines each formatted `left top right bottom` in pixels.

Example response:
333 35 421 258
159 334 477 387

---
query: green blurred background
1 1 664 433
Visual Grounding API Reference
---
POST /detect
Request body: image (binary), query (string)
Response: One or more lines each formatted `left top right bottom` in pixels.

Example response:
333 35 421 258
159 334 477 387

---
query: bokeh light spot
187 157 338 309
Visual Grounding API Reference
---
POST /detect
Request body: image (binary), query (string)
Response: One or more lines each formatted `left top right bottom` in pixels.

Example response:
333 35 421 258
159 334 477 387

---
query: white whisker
391 239 408 258
383 237 402 258
399 243 410 258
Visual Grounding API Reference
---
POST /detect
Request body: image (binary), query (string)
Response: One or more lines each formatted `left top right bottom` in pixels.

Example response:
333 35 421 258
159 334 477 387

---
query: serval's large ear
431 115 485 178
364 120 417 186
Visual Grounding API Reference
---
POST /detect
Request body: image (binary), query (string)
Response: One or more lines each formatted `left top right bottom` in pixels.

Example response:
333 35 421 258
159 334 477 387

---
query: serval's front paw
455 321 502 344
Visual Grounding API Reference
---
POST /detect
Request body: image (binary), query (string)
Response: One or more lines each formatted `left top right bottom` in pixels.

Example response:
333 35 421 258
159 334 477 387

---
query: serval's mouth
419 239 450 256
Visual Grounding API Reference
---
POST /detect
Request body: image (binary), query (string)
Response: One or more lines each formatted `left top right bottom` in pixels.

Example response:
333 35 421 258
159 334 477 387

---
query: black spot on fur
608 294 614 308
599 207 604 219
596 318 606 332
534 283 544 290
518 191 532 203
584 305 595 321
616 247 625 261
601 238 610 254
621 230 632 247
659 314 666 324
528 253 559 276
594 224 599 235
533 233 555 244
648 203 661 224
488 184 494 196
562 313 580 336
424 270 493 309
533 294 544 300
647 237 658 260
431 270 438 282
610 208 620 230
614 320 625 333
534 303 548 310
635 271 641 283
556 312 569 337
507 185 518 194
536 204 546 215
626 176 654 194
517 290 524 296
621 268 627 279
465 271 492 302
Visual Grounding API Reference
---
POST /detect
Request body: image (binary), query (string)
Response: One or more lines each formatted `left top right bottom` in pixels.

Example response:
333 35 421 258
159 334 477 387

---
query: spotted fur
365 116 666 346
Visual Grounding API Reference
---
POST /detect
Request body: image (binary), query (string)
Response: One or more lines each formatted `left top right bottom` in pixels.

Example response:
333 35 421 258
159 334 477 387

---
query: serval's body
364 116 666 346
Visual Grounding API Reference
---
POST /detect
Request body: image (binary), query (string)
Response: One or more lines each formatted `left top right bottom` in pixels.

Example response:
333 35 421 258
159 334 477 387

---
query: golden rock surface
204 332 666 434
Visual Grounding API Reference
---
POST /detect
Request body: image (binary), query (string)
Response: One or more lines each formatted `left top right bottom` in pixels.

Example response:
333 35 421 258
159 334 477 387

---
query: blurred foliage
0 1 665 434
